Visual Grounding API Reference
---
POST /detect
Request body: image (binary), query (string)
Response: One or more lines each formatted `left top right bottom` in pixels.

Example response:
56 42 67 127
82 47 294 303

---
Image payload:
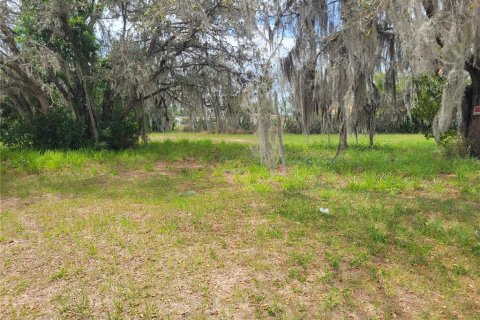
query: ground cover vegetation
1 133 480 318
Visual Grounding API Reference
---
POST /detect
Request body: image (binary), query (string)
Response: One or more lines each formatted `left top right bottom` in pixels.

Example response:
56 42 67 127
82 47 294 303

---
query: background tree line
1 0 255 149
1 0 479 158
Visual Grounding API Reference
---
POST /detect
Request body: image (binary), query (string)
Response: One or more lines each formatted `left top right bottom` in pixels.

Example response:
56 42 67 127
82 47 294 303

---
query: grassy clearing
1 133 479 319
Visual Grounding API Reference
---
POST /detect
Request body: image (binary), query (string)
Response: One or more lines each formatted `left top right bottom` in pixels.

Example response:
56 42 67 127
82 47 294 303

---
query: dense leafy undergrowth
1 133 479 318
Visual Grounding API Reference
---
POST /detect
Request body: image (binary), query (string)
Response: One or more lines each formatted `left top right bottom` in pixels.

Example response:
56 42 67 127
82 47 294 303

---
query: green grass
1 133 479 319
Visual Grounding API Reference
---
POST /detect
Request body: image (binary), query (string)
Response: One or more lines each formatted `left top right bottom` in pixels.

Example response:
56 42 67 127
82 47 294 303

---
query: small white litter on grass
319 207 330 214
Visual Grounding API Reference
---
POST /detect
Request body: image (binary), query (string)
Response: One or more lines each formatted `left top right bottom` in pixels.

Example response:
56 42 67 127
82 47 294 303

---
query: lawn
1 133 479 319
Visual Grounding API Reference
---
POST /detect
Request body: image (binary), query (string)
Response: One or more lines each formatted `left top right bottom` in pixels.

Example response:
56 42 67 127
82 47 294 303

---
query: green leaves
412 74 445 137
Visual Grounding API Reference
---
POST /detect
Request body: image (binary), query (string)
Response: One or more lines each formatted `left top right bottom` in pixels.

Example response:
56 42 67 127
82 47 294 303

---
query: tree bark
368 79 378 148
274 92 286 165
78 66 99 144
465 62 480 157
334 65 349 159
335 101 348 159
368 116 375 147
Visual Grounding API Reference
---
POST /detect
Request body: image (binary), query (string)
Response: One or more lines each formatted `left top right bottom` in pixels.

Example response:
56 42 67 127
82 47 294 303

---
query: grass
1 132 479 319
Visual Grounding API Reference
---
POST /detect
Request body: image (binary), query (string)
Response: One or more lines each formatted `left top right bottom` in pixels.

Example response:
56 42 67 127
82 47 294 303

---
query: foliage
236 111 256 133
412 75 444 137
0 106 140 151
278 0 479 154
283 117 303 134
439 131 471 159
375 117 429 134
0 107 87 150
99 110 139 150
1 0 253 148
0 104 32 148
284 116 327 134
30 108 87 150
0 117 32 148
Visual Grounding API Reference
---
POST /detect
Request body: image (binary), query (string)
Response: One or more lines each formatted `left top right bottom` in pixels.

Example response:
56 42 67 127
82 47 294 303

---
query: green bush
412 75 444 137
283 117 302 134
0 118 32 148
1 107 87 150
440 131 470 159
284 116 329 134
397 118 431 134
1 107 140 151
30 108 87 150
100 110 139 150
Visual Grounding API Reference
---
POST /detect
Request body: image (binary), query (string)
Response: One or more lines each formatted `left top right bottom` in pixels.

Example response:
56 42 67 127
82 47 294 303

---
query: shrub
412 75 444 136
284 116 330 134
440 132 470 159
1 107 140 151
100 110 139 150
0 118 32 148
30 108 87 150
0 107 87 150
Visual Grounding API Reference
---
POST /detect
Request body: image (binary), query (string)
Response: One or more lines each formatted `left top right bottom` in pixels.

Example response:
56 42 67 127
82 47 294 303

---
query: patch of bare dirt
395 288 427 318
274 165 289 176
223 171 236 184
1 193 67 211
0 196 24 211
208 267 254 318
170 158 204 170
402 185 462 201
249 201 268 211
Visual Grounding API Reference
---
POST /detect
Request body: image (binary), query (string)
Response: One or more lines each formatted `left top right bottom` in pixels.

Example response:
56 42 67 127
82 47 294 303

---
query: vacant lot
1 133 479 319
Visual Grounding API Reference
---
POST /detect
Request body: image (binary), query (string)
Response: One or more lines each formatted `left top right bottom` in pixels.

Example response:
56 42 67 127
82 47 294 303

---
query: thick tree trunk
59 1 99 144
465 64 480 157
301 67 315 134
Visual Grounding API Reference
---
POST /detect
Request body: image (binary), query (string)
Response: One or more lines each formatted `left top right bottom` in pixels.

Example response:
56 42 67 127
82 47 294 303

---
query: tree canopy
1 0 479 157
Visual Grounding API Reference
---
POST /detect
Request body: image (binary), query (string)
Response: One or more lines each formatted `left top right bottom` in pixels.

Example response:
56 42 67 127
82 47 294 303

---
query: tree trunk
368 79 378 148
79 69 99 144
368 117 375 147
334 65 349 159
274 92 286 165
335 99 348 159
201 98 209 131
140 95 148 144
465 64 480 157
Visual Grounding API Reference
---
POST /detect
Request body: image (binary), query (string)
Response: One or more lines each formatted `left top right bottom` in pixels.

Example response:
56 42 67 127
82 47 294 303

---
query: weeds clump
440 133 471 159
